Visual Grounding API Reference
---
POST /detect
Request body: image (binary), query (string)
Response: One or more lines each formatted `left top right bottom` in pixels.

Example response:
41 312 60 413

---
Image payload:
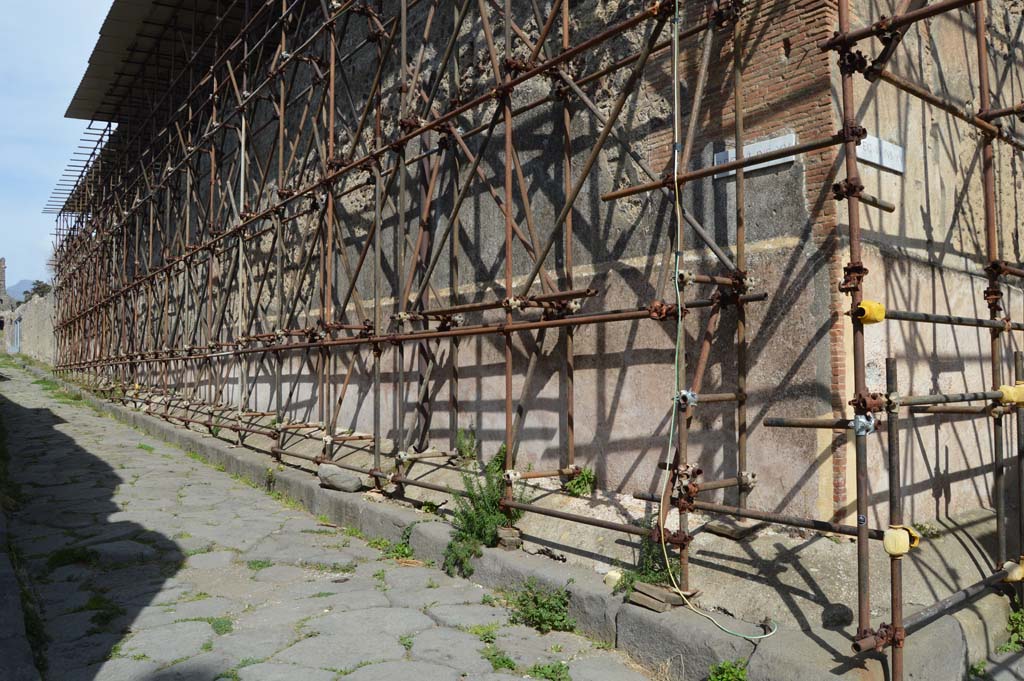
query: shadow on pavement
0 379 185 680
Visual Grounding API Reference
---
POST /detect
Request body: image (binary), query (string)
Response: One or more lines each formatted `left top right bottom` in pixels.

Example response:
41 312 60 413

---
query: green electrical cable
656 0 777 643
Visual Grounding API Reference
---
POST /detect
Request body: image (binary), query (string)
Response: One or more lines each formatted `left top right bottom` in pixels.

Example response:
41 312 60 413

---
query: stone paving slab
0 364 652 681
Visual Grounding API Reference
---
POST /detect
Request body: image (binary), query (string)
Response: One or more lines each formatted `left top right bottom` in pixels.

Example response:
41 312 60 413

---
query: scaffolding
46 0 1024 678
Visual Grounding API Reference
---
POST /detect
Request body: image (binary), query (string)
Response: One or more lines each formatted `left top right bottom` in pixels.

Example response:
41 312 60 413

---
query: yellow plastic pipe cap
999 385 1024 405
856 300 886 324
882 525 921 558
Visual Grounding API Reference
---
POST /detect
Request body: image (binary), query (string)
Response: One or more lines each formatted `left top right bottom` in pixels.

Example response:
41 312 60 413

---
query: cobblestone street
0 364 651 681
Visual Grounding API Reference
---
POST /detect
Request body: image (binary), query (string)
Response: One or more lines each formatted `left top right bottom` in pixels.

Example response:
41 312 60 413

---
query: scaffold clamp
852 413 876 436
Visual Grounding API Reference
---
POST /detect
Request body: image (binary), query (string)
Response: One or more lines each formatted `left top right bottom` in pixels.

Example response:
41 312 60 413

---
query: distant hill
7 280 33 301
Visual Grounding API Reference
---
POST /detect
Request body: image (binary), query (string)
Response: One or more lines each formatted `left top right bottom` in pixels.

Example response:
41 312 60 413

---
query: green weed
525 661 571 681
177 616 233 635
186 451 208 464
969 660 992 679
443 447 524 577
79 593 125 628
480 644 516 672
507 578 575 634
455 427 478 460
708 660 748 681
47 546 99 571
999 610 1024 652
462 623 500 644
563 467 595 497
613 515 679 597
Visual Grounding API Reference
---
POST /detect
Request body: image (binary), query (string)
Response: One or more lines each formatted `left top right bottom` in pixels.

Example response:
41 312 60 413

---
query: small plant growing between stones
305 560 356 574
13 551 49 674
613 515 679 597
47 546 99 571
399 634 414 651
507 578 576 634
481 593 499 607
708 659 748 681
373 568 388 591
369 535 414 560
177 616 234 635
443 447 524 577
182 591 211 602
267 489 303 511
0 414 22 511
455 427 479 461
969 660 992 679
563 466 595 497
998 609 1024 653
79 593 125 628
187 451 209 464
525 661 571 681
264 467 276 489
463 623 500 644
136 443 155 453
912 522 942 539
209 617 233 635
480 644 516 671
246 559 273 571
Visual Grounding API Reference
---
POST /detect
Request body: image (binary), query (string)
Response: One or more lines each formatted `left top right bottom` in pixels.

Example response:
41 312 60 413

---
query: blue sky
0 2 108 286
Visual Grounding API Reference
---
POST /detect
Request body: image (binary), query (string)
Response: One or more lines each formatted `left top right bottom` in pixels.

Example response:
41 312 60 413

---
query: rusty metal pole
396 0 409 456
836 0 872 638
733 10 749 509
1017 352 1024 565
886 358 905 681
975 0 1006 566
372 33 384 475
502 0 515 504
562 0 576 471
324 12 337 461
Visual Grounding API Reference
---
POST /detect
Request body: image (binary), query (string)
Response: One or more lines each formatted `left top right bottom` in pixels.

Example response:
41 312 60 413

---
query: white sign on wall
857 135 905 174
713 133 797 179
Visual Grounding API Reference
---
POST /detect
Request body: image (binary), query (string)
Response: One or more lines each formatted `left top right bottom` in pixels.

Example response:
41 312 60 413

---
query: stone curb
24 364 1005 681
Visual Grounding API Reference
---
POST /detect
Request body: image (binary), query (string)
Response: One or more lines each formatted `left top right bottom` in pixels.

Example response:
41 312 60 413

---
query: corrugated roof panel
65 0 244 123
